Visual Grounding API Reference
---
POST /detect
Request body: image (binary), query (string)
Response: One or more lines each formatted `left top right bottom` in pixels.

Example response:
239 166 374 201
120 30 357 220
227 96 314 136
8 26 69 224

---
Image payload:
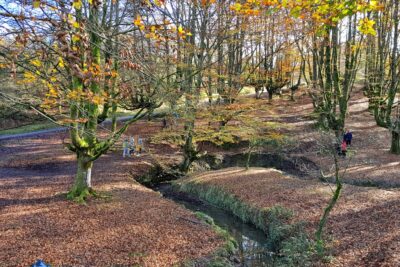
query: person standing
129 136 135 156
341 140 347 157
344 130 353 146
136 136 144 156
122 139 129 158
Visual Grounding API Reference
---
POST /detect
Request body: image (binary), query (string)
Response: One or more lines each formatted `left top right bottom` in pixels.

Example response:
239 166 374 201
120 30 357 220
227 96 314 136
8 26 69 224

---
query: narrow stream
155 183 275 266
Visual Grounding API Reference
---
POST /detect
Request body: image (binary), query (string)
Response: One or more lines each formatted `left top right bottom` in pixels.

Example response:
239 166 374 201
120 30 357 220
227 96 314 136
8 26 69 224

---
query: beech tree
0 0 165 201
304 2 375 136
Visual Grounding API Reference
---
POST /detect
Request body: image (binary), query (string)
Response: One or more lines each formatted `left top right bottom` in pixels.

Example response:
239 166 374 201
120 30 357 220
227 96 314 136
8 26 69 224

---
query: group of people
338 129 353 157
122 136 144 158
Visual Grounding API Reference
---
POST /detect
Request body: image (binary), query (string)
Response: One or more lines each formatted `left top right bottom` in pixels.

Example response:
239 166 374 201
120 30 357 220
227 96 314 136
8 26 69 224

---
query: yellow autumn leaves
67 90 108 105
358 18 377 36
33 0 84 10
134 16 145 31
229 0 379 35
134 15 192 42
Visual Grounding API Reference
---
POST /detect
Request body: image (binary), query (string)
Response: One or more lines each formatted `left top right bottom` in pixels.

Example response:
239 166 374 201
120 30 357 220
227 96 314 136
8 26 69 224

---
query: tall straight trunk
179 2 198 172
391 130 400 154
111 102 118 132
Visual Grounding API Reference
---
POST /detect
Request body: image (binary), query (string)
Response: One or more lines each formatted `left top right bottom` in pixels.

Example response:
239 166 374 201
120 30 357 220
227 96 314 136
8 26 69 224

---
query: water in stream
156 184 275 266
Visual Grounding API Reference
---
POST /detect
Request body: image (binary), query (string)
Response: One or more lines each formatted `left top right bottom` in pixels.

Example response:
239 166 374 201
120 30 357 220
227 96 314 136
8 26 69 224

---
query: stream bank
136 152 319 187
155 183 275 266
135 153 319 266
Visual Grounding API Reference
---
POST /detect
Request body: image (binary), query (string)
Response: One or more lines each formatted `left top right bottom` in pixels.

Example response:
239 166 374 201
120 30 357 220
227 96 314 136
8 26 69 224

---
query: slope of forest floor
177 167 400 266
258 87 400 188
1 85 399 266
0 131 225 266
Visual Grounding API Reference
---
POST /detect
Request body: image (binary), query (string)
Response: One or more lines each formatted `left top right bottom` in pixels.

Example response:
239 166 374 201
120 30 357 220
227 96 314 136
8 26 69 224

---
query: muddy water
156 184 275 266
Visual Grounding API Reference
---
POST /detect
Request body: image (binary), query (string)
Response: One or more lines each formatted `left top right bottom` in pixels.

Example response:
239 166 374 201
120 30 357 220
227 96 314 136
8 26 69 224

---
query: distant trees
364 0 400 154
300 2 372 137
0 0 390 201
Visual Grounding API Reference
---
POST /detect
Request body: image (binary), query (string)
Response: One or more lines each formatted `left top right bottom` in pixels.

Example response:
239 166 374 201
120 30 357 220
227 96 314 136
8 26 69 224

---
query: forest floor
0 128 225 266
180 168 400 266
260 86 400 188
0 85 399 266
174 86 400 266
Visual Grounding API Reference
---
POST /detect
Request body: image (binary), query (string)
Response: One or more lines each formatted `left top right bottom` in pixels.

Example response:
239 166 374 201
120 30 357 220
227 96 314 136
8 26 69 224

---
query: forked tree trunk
180 129 197 173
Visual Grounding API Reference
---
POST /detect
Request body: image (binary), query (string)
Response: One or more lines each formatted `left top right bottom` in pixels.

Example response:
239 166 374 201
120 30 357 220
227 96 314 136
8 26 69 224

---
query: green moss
175 180 317 265
180 212 237 267
195 212 238 255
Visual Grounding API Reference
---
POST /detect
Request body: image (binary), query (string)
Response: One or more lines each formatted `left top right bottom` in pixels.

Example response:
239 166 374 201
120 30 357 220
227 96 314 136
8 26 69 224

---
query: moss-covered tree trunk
180 128 198 173
68 153 93 201
66 2 113 201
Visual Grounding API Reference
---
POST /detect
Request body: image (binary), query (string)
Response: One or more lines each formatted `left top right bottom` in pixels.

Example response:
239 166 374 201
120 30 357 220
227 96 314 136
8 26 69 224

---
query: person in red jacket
341 140 347 157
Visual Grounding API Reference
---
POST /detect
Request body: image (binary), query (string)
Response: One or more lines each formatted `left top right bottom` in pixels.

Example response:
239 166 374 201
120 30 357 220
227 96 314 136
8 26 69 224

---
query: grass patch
0 122 59 136
174 180 317 266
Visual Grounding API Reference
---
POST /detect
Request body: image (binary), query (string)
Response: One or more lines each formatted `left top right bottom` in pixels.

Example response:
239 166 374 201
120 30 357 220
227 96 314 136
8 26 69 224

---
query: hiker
136 136 144 156
343 130 353 146
129 136 135 156
341 140 347 157
122 139 129 158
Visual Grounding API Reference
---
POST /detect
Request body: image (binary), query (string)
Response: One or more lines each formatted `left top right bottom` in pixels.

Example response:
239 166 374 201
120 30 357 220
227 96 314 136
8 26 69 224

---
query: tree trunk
67 154 93 201
390 130 400 154
268 89 273 100
315 155 342 254
245 145 253 170
180 155 193 173
86 165 92 188
180 129 197 173
111 101 118 133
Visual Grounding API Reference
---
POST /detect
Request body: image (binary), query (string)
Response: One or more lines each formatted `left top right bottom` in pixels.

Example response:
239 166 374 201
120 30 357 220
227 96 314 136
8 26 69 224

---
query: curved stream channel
155 183 274 266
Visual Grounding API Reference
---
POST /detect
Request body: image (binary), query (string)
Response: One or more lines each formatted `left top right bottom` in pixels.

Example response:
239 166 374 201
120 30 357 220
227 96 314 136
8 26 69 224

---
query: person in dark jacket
343 130 353 146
